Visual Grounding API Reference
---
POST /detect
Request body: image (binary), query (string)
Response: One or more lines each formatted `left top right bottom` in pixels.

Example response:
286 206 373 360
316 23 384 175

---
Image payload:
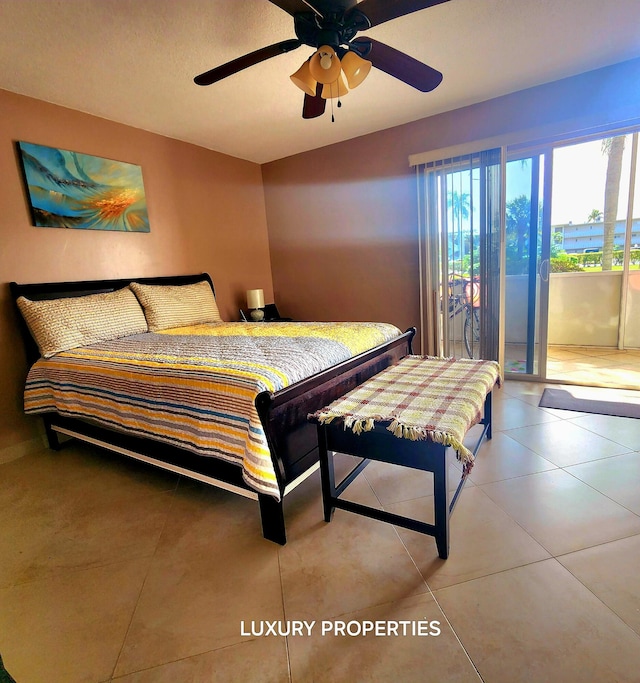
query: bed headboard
9 273 214 366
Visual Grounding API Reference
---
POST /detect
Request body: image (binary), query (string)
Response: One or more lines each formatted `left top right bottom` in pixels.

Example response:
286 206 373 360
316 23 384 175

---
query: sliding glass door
505 130 640 385
416 127 640 385
502 150 551 377
544 132 640 386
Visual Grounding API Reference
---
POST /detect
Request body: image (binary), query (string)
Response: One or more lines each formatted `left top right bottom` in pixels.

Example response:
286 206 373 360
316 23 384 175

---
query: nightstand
240 304 292 322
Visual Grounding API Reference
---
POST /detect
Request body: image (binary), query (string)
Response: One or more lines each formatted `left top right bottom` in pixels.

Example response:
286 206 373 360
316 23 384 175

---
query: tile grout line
427 587 486 682
277 547 294 683
551 555 640 642
560 465 640 519
380 488 488 680
367 462 492 682
108 475 182 681
476 466 640 563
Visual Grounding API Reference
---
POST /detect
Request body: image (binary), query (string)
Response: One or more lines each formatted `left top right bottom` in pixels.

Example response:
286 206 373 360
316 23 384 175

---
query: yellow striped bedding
23 321 401 499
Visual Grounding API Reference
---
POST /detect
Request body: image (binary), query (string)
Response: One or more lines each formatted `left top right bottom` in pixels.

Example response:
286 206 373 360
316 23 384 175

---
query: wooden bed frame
9 273 415 544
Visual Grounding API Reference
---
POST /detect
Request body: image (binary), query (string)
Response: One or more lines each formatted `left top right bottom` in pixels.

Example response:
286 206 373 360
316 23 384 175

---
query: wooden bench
309 355 501 559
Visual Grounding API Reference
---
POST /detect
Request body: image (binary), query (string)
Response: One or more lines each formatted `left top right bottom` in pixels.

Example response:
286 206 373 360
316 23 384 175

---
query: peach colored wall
262 138 420 334
0 90 273 453
262 58 640 343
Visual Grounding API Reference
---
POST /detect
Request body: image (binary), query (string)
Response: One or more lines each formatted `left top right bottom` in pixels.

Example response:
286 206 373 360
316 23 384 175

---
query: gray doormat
539 387 640 419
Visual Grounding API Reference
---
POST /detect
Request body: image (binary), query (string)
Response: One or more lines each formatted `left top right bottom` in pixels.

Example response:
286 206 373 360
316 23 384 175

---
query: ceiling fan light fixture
309 45 341 84
340 51 372 89
321 72 349 99
290 60 317 96
193 1 450 121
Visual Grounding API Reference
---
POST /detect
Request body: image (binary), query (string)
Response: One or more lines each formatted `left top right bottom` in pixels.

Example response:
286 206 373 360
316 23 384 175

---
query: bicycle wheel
463 306 480 358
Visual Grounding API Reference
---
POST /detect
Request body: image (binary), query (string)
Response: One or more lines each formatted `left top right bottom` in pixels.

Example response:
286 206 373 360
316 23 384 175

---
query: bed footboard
253 327 414 544
256 330 415 486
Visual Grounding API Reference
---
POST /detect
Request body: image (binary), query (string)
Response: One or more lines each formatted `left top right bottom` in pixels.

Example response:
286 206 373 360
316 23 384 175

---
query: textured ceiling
1 0 640 164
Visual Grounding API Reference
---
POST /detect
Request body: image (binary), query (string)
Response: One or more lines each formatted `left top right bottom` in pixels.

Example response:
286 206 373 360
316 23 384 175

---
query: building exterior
554 218 640 253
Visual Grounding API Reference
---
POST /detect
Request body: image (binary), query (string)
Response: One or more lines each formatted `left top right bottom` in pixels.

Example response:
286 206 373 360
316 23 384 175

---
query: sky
445 133 638 239
507 136 637 226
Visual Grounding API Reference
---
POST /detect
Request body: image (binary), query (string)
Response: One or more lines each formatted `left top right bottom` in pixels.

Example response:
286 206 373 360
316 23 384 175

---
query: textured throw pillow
129 279 222 331
17 287 149 358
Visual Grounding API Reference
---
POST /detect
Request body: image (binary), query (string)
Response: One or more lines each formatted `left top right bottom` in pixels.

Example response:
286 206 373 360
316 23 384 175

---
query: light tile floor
1 380 640 682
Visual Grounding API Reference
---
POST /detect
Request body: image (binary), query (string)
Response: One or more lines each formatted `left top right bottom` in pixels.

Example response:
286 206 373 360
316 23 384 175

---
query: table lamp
247 288 265 321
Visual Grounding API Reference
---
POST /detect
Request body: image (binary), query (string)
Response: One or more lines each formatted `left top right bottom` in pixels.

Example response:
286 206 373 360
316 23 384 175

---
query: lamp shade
321 72 348 99
290 60 317 96
341 51 372 89
309 45 341 84
247 289 264 309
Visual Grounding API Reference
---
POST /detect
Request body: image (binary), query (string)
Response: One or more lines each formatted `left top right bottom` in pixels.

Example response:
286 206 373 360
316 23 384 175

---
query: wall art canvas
17 141 150 232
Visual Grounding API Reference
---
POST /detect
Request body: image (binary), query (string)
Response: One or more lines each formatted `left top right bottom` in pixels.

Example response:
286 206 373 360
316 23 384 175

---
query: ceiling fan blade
352 37 443 92
347 0 450 28
194 39 302 86
268 0 317 15
270 0 358 18
302 83 326 119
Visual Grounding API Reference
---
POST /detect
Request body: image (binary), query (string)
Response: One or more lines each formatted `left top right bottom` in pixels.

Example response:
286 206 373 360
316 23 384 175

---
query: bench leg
433 446 450 559
318 427 336 523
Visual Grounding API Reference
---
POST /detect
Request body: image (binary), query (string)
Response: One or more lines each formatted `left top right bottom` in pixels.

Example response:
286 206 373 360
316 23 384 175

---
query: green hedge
551 254 584 272
571 249 640 267
510 249 640 273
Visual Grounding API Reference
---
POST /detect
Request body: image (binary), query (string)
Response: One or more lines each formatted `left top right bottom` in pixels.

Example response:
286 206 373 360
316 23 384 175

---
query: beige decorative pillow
129 279 222 331
17 287 148 358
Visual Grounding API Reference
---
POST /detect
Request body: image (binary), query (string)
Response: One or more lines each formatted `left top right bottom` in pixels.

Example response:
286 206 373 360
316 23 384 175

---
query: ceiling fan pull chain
330 80 342 121
329 81 335 122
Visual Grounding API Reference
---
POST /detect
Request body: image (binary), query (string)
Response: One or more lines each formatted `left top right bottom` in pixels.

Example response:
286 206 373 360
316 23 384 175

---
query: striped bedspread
23 321 402 499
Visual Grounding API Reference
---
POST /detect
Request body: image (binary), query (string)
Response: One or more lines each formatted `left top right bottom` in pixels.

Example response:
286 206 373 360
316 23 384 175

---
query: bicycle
447 276 480 359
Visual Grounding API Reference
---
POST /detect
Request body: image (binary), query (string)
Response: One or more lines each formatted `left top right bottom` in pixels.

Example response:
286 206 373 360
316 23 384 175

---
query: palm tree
601 136 626 270
447 190 470 227
506 194 533 261
587 208 603 223
447 189 470 269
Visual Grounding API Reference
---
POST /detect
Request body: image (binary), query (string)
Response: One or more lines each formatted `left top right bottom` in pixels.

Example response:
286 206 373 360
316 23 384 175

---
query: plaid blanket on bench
310 355 502 471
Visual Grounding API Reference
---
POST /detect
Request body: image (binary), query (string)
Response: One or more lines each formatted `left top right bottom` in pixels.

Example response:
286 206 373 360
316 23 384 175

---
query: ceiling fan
194 0 450 119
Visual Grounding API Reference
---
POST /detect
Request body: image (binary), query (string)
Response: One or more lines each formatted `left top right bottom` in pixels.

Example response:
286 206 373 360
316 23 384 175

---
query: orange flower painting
18 142 150 232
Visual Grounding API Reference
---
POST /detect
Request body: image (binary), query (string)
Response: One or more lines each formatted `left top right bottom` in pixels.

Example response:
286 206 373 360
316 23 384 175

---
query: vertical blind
416 148 502 362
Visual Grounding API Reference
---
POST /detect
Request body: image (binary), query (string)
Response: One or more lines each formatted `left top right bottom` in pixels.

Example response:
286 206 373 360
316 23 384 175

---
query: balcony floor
505 344 640 390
